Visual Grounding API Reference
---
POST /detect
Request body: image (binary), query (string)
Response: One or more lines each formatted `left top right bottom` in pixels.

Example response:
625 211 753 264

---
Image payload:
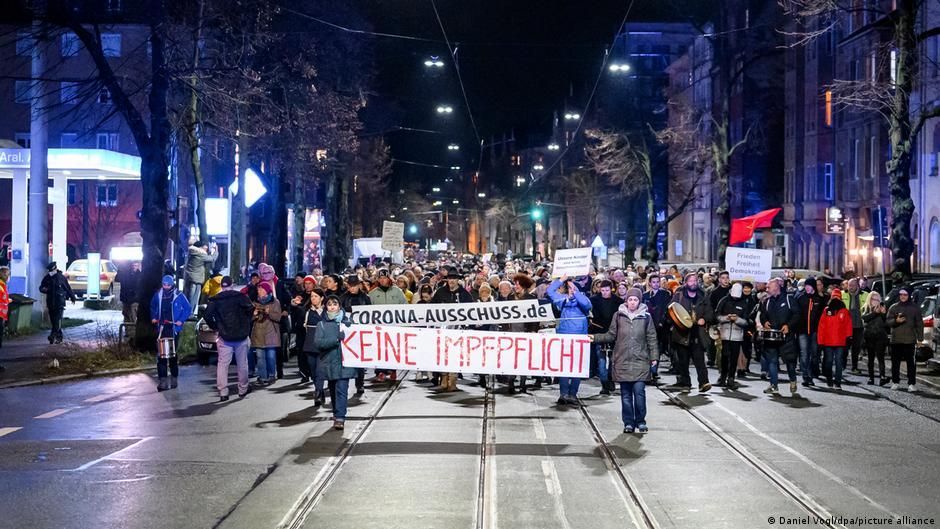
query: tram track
278 370 410 529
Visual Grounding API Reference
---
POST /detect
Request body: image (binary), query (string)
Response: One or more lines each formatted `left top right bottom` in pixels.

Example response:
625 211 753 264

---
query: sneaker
834 384 842 390
333 420 345 431
238 387 251 398
623 426 635 433
789 381 798 394
699 383 712 393
807 380 816 387
908 384 916 392
219 395 229 402
299 376 310 384
599 388 611 396
851 369 862 376
763 385 778 395
556 397 567 405
760 372 768 381
355 387 365 395
715 378 727 387
565 396 583 407
637 424 648 433
890 383 899 390
801 380 811 387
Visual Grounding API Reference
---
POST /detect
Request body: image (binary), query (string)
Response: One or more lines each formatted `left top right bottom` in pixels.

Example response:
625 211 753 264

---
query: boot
507 378 516 394
519 376 528 393
170 376 178 389
715 376 727 387
447 374 458 392
157 377 170 392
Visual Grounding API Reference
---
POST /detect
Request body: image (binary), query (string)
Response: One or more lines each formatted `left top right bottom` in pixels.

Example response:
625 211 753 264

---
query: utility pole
28 22 50 324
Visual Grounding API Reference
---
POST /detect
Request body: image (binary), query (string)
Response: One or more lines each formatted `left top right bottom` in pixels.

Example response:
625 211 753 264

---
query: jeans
185 281 201 316
673 339 709 387
822 346 845 385
559 377 581 398
328 378 350 421
890 343 916 385
217 338 250 397
254 347 277 381
867 339 887 380
307 351 325 400
763 345 797 386
619 381 647 429
798 333 819 382
594 344 610 385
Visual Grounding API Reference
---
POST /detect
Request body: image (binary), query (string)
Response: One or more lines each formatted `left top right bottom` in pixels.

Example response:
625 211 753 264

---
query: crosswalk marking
0 427 22 438
34 408 72 419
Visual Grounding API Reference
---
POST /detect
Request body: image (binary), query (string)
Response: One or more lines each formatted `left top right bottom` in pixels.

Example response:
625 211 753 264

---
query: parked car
64 259 118 297
920 295 937 362
195 316 296 366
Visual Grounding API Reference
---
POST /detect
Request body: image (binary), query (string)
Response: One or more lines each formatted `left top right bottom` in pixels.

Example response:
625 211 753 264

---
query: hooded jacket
795 289 827 335
149 288 191 334
184 245 217 284
886 299 923 345
817 299 854 347
369 284 408 305
593 303 658 382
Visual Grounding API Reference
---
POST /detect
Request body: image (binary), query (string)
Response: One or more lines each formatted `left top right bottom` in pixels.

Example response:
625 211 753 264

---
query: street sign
871 205 889 248
825 207 845 234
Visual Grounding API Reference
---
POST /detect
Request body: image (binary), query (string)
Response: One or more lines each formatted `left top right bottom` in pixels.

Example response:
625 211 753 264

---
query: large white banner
551 247 593 278
349 299 553 326
340 325 590 377
381 221 405 252
726 247 773 283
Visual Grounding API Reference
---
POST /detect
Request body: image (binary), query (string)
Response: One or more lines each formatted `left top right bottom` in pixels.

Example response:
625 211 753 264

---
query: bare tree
782 0 940 278
585 129 700 263
349 138 393 238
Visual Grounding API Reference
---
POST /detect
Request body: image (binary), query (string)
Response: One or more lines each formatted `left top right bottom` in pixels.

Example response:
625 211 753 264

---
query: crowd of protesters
112 238 929 434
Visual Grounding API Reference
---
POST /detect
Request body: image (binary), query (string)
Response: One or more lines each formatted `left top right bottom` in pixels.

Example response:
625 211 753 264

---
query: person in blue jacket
150 275 192 391
547 274 592 406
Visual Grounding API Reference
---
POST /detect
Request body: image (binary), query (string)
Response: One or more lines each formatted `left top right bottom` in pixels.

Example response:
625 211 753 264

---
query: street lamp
447 143 460 151
452 199 460 204
424 56 445 68
450 165 461 170
409 224 418 235
515 175 526 187
432 187 441 192
477 192 486 198
564 112 580 121
533 164 544 171
547 143 560 151
436 105 453 114
609 63 631 73
433 200 443 206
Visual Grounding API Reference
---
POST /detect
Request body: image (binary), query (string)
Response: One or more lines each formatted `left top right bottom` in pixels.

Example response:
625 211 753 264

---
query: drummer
754 278 800 396
666 273 712 393
149 275 191 392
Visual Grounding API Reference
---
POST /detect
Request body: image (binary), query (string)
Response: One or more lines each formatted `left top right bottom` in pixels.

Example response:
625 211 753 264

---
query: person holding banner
589 280 622 395
591 287 658 433
431 268 474 392
413 284 435 383
369 270 408 383
341 276 372 394
504 274 541 393
313 296 355 430
547 275 592 406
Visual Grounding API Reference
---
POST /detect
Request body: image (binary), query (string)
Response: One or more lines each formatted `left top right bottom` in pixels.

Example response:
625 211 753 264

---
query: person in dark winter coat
300 288 326 397
642 274 672 370
755 278 800 396
592 288 658 433
204 276 254 401
116 261 142 323
39 261 76 344
795 277 826 387
886 288 922 392
714 283 750 390
340 276 372 393
667 273 712 392
861 291 889 386
314 296 356 430
817 290 853 389
590 279 623 395
431 269 474 391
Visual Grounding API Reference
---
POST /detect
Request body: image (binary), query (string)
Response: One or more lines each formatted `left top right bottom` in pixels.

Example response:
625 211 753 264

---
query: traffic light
409 224 418 235
531 208 543 220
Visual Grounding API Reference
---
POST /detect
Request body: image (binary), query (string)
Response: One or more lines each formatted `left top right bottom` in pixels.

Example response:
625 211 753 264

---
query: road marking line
709 400 906 526
0 427 22 438
91 475 153 484
84 393 122 403
34 408 72 419
531 417 547 440
63 436 155 472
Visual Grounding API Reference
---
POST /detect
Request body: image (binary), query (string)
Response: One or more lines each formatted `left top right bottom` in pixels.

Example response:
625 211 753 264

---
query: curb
0 365 157 389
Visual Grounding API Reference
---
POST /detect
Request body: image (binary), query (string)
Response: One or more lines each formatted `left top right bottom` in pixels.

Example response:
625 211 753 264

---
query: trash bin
8 294 35 334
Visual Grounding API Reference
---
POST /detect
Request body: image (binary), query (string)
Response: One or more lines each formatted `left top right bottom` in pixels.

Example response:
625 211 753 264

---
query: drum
157 337 177 359
756 329 785 342
667 302 694 329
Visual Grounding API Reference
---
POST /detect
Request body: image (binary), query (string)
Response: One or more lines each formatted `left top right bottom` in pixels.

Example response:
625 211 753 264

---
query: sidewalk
1 305 124 362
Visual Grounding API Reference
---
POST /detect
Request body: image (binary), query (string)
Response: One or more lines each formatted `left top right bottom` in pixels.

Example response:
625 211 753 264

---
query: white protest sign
340 325 590 378
381 221 405 252
350 299 553 326
726 247 773 283
551 247 593 278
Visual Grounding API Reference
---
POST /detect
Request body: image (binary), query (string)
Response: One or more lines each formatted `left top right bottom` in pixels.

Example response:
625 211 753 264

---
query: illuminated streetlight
436 105 453 114
533 164 544 171
433 200 443 206
447 144 460 151
452 199 460 204
547 143 560 151
450 166 461 170
432 187 441 192
609 63 631 73
564 112 580 121
515 176 526 187
477 193 486 198
409 224 418 235
424 56 445 68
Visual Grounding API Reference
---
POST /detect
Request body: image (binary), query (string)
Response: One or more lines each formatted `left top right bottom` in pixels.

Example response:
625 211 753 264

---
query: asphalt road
0 364 938 529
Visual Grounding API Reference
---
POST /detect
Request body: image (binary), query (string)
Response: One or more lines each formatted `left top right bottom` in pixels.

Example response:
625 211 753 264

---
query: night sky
346 0 711 176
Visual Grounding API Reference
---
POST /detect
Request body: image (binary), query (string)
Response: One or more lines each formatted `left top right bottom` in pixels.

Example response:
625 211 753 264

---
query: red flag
729 208 781 245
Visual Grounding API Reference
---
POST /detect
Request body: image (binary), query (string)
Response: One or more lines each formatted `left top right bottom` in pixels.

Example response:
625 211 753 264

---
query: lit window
61 32 81 57
101 33 121 57
825 91 832 127
96 184 118 207
890 49 897 86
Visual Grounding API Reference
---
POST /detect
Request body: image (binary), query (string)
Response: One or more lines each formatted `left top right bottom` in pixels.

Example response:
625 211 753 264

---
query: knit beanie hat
625 287 643 301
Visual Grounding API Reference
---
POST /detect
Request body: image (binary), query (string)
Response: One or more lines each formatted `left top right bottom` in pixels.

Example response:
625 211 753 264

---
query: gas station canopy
0 148 141 180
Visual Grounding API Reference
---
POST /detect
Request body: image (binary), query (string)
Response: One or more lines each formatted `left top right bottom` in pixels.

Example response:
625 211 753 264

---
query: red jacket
0 279 9 321
817 304 853 347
